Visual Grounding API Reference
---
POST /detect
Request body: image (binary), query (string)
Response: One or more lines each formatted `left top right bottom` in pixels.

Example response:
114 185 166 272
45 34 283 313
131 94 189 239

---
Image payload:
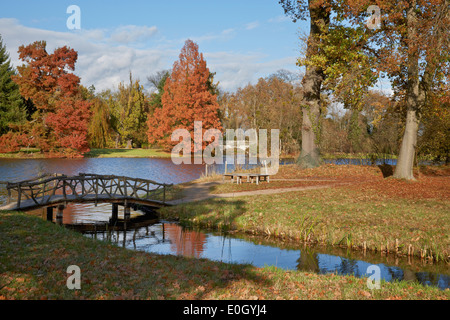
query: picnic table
223 173 270 185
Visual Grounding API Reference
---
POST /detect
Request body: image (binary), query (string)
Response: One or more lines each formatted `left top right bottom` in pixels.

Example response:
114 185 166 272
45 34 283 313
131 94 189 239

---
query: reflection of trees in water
385 266 406 282
85 224 449 290
295 248 449 290
336 258 359 277
88 224 166 249
296 247 360 276
381 265 449 289
296 246 319 273
164 224 206 258
415 272 450 289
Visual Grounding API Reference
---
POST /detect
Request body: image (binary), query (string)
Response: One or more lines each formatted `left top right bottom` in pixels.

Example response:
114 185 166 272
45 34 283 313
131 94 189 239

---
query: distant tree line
0 22 448 171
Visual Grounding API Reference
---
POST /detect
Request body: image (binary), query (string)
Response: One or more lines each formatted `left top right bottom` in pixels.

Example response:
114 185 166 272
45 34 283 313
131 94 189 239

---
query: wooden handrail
5 173 173 208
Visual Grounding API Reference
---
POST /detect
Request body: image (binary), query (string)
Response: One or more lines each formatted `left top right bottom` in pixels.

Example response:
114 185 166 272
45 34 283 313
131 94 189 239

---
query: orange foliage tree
147 40 222 152
5 41 91 155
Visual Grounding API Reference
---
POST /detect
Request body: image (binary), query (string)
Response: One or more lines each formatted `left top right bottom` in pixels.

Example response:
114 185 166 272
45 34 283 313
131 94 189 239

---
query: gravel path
167 180 354 206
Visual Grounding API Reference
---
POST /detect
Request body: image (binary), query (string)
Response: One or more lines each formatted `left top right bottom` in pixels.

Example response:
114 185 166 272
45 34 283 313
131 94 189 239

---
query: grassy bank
161 165 450 263
0 211 448 300
0 148 173 159
84 148 172 158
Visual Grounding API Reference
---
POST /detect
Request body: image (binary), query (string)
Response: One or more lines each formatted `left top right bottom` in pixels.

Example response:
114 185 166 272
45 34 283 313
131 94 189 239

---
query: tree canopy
147 39 222 152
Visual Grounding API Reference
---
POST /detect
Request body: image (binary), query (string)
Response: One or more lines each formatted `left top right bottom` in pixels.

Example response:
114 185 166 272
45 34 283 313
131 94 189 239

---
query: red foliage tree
7 41 91 155
46 96 91 154
147 40 222 152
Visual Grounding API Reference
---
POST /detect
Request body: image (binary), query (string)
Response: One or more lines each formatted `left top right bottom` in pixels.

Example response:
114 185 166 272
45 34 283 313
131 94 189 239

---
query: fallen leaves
358 290 372 298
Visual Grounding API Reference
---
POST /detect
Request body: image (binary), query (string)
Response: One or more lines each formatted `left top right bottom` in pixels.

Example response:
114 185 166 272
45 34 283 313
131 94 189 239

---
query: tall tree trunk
298 67 323 168
394 108 419 180
394 2 420 180
393 1 448 180
297 2 329 168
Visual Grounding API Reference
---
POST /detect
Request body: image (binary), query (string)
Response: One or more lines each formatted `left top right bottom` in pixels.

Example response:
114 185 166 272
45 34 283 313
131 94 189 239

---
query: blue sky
1 0 309 93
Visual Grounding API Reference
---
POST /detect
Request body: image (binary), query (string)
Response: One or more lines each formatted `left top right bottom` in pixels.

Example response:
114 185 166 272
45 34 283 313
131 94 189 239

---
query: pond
81 220 450 290
0 157 448 290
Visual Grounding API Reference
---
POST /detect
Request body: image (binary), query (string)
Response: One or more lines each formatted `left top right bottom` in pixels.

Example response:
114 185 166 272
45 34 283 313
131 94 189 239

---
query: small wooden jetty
0 173 173 226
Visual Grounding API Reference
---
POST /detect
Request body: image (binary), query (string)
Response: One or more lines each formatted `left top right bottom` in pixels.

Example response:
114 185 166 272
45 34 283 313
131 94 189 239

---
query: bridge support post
56 205 64 225
110 204 118 224
124 202 130 230
46 207 54 222
124 204 131 220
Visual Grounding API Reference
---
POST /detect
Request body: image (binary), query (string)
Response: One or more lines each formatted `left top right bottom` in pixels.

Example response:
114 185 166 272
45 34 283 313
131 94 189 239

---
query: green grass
0 148 173 159
0 150 45 159
84 148 173 158
140 184 185 202
160 185 450 263
209 180 334 194
0 211 448 300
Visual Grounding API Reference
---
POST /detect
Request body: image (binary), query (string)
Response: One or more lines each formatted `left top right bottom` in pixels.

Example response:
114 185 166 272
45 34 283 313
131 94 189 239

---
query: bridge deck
0 194 168 211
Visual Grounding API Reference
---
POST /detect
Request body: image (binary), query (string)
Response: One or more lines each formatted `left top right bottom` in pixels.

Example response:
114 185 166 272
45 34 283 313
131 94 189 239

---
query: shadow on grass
0 210 273 300
160 197 248 232
378 164 394 178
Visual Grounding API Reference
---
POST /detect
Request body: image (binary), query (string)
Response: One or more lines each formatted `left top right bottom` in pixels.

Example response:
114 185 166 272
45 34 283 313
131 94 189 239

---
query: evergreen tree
0 35 27 134
148 70 170 115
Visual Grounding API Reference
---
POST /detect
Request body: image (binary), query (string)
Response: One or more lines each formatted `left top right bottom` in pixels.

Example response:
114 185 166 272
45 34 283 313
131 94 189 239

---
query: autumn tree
418 86 450 164
362 90 402 156
9 41 91 155
343 0 449 179
219 75 302 155
147 40 222 152
280 0 331 168
280 0 382 167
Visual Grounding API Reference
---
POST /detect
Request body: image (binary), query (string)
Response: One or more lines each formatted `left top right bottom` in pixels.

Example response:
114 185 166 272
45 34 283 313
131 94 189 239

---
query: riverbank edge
0 210 448 300
0 148 174 159
160 178 450 264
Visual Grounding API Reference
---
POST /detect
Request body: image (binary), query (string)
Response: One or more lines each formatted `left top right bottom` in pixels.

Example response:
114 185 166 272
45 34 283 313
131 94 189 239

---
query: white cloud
268 15 290 23
245 21 260 30
0 18 299 93
109 25 158 44
0 18 169 92
205 51 298 91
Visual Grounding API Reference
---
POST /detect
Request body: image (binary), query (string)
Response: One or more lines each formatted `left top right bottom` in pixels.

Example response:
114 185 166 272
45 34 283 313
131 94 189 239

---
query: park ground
163 164 450 263
0 163 449 300
0 148 173 159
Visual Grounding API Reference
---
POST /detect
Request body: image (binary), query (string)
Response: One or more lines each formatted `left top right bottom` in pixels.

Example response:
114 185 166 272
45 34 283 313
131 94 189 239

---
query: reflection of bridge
0 173 173 225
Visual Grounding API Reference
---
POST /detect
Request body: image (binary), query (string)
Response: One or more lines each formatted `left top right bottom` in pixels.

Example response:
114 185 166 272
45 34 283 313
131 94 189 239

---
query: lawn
84 148 173 158
0 211 448 300
0 148 173 159
161 164 450 262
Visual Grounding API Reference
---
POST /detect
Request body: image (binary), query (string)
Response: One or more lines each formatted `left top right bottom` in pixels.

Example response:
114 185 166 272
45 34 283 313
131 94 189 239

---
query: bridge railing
6 173 173 209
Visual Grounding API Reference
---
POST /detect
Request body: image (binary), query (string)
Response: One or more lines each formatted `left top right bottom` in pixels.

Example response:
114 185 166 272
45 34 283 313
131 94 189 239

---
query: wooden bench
223 173 270 185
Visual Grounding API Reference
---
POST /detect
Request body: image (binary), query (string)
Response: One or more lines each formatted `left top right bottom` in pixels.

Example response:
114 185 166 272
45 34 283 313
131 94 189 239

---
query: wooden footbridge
0 173 173 224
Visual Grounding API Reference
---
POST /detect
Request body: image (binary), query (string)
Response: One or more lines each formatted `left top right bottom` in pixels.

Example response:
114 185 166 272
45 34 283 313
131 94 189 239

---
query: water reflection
82 221 449 290
1 158 448 290
0 158 205 205
0 158 205 185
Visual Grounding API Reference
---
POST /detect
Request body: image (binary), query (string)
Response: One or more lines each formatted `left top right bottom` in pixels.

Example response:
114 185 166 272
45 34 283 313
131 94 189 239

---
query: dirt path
167 180 355 206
